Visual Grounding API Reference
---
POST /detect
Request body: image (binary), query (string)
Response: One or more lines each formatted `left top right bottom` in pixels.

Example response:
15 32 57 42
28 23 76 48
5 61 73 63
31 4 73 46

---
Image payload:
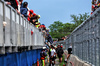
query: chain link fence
56 7 100 66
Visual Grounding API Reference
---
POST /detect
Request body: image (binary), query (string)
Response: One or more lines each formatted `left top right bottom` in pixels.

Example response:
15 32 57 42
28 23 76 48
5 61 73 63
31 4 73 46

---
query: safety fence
0 0 45 54
68 8 100 66
57 7 100 66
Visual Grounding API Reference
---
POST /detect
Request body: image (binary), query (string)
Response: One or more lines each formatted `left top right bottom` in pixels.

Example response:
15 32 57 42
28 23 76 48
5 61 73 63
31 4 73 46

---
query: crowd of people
4 0 52 42
40 43 73 66
91 0 100 14
40 44 64 66
4 0 46 29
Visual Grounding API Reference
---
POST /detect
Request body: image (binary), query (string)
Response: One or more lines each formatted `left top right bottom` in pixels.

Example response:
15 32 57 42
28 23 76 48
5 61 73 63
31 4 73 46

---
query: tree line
49 13 90 39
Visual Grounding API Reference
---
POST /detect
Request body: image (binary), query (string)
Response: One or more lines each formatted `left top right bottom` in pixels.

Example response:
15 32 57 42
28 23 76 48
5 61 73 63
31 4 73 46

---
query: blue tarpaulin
0 49 42 66
32 50 37 64
0 56 4 66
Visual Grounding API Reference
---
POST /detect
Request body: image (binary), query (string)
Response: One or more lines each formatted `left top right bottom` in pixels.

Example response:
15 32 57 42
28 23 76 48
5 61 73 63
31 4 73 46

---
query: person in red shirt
27 10 34 21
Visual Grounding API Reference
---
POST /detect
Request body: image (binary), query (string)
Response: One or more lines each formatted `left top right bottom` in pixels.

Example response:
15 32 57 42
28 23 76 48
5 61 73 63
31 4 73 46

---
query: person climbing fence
67 45 72 60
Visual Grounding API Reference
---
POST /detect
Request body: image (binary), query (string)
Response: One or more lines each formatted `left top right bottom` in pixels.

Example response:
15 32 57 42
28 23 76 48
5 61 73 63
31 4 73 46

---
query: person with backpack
57 45 64 63
40 48 47 66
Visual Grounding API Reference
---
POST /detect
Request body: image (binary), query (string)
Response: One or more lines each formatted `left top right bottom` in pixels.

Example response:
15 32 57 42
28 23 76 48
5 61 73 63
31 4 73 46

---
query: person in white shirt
50 45 56 66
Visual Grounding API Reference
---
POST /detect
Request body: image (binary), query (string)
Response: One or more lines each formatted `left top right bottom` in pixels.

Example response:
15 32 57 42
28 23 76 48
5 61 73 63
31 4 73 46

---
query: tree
49 21 74 39
71 13 90 27
49 13 90 39
49 21 64 38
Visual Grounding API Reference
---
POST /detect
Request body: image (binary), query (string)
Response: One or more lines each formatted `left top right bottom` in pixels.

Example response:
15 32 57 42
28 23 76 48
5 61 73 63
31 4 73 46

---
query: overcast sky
24 0 91 28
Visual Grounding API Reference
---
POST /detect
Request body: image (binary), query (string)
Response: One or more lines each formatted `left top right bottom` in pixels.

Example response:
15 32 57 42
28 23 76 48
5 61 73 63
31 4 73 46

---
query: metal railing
63 8 100 66
55 7 100 66
0 0 45 54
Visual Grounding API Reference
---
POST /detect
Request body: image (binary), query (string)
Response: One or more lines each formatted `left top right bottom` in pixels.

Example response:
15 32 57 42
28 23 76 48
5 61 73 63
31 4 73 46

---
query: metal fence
60 8 100 66
0 0 45 54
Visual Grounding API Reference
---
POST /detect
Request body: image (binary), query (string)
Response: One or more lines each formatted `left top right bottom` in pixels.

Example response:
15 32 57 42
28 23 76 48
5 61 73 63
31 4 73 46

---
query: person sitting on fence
11 0 20 14
92 2 96 12
30 15 40 26
36 22 41 28
19 0 23 8
97 1 100 7
20 2 28 18
39 24 46 31
35 15 41 28
27 9 34 21
4 0 20 14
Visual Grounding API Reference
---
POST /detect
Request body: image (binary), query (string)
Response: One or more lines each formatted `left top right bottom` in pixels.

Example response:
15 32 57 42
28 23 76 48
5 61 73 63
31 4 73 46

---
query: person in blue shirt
20 2 28 18
46 33 53 44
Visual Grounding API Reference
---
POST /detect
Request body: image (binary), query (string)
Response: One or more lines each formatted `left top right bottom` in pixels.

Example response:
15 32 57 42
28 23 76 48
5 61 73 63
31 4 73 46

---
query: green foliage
49 13 90 39
49 21 73 39
71 13 90 27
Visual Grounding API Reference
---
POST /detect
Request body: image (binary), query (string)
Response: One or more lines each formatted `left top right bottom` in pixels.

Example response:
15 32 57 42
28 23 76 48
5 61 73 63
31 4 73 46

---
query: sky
24 0 91 28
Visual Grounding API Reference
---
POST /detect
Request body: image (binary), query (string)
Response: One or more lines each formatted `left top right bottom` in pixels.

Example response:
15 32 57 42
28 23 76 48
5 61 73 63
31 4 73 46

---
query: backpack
58 48 64 55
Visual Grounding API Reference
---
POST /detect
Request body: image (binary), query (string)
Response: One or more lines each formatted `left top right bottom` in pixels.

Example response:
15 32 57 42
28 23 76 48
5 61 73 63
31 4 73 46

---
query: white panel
26 21 27 28
5 6 10 19
12 11 15 21
16 14 19 24
21 17 23 25
24 19 26 27
0 2 3 16
28 23 29 29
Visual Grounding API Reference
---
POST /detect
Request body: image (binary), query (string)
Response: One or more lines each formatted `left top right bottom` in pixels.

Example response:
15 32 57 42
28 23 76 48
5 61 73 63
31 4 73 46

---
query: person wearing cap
29 15 41 26
35 15 41 28
27 10 34 21
20 2 28 18
61 45 63 48
67 45 72 60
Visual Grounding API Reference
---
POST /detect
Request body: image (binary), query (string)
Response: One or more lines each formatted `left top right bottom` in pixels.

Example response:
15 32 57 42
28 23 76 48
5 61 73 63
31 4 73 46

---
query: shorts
58 55 62 58
50 56 56 61
68 51 72 54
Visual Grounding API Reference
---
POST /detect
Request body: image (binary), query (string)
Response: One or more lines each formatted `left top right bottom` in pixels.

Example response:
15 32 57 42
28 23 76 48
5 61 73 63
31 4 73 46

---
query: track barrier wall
67 55 91 66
